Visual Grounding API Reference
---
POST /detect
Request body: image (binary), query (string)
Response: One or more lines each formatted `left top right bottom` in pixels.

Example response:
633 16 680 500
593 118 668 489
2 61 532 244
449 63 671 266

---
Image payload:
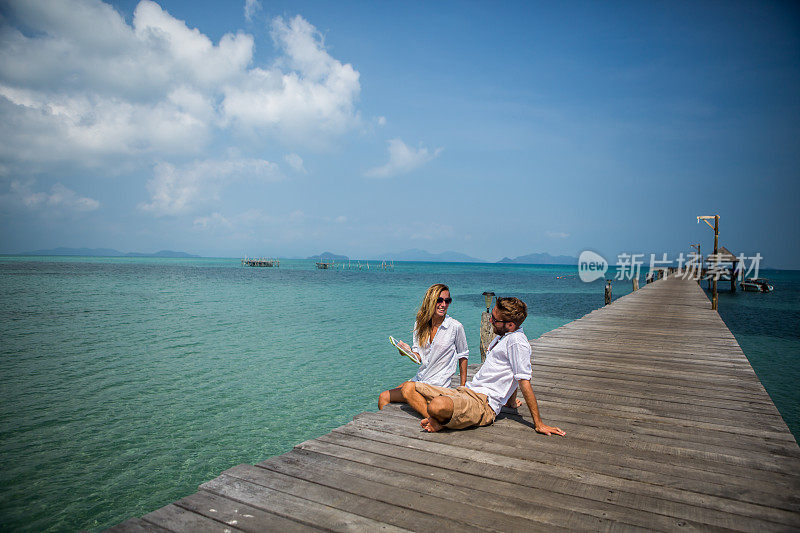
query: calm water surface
0 257 797 531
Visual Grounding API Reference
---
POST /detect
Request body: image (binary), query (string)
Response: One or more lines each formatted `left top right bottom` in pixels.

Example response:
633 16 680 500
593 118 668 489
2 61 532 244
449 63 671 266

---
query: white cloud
546 231 570 239
140 158 282 216
238 208 273 225
193 212 232 230
334 215 347 223
0 88 212 164
0 1 361 170
288 209 306 221
377 116 386 126
244 0 262 22
2 179 99 212
221 15 361 145
284 153 307 174
365 138 442 178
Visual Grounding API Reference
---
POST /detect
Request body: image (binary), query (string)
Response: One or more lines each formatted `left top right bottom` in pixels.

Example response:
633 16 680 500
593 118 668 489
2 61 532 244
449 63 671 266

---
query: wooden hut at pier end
704 246 741 292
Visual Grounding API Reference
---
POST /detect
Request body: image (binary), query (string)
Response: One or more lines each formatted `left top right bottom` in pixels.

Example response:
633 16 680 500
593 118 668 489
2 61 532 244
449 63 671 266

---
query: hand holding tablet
389 336 421 364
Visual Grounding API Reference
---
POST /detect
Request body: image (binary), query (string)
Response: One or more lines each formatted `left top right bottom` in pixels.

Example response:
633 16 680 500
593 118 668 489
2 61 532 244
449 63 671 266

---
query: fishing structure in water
317 259 395 271
242 256 279 267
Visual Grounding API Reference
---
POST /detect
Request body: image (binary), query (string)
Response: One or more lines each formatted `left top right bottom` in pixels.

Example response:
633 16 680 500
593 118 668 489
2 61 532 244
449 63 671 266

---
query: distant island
497 252 578 265
19 247 200 258
307 252 349 261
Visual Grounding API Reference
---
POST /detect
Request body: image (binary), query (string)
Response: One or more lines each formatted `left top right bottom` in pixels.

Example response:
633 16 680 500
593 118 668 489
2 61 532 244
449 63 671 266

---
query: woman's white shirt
410 315 469 387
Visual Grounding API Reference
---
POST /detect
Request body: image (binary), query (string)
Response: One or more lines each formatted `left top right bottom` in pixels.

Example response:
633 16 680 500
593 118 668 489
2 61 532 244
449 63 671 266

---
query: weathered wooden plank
367 407 800 486
530 355 774 386
174 490 324 532
218 462 487 533
259 449 604 532
508 404 800 459
298 434 746 531
105 517 172 533
532 400 795 443
374 403 794 472
321 424 800 515
350 413 800 500
141 504 236 532
330 421 800 516
201 472 410 532
380 399 798 462
533 385 784 422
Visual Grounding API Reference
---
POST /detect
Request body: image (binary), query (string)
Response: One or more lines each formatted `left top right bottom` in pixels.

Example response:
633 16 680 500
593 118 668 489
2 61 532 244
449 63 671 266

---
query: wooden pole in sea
604 279 612 305
480 291 495 363
632 277 639 292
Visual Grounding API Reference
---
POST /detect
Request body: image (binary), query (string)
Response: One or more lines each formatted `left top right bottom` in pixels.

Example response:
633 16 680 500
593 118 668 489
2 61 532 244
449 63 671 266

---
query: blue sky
1 0 798 267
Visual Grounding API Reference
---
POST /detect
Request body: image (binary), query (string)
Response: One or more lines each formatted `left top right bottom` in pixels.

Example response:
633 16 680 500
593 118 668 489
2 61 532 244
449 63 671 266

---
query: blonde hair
415 283 449 347
495 297 527 326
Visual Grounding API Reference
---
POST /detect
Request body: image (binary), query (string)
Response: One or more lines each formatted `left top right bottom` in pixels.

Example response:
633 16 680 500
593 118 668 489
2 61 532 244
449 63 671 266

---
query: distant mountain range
497 252 578 265
20 247 199 258
306 249 577 264
17 246 577 264
377 249 487 263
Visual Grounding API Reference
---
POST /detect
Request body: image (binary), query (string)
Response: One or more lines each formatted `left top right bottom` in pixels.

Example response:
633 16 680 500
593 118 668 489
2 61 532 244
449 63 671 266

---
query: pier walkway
112 275 800 532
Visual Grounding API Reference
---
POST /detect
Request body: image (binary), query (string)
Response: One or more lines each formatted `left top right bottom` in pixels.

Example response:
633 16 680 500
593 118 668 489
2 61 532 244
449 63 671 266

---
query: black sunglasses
436 297 452 304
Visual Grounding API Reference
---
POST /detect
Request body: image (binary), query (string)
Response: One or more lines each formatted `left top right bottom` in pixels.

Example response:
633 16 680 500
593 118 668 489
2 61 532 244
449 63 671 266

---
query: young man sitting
401 296 565 435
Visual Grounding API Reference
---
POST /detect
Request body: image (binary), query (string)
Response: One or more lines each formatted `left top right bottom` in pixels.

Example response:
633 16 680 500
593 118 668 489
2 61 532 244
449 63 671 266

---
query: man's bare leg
400 381 431 419
378 384 406 410
421 395 454 432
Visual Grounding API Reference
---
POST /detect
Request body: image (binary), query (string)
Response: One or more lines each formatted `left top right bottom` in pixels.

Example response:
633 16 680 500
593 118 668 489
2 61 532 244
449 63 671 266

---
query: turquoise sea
1 257 798 531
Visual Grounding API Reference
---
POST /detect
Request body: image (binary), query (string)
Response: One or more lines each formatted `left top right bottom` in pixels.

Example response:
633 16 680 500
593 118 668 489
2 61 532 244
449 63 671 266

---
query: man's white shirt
410 315 469 387
466 327 532 414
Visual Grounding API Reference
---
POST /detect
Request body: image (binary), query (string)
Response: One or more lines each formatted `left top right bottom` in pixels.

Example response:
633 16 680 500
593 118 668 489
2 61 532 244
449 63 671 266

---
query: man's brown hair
495 297 527 326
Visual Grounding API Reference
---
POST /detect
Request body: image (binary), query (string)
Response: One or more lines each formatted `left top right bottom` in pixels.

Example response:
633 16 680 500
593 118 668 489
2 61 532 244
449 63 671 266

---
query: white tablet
389 336 421 364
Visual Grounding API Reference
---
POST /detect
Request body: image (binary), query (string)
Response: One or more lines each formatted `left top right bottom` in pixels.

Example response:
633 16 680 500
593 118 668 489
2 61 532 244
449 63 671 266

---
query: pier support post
604 280 612 305
480 292 495 363
632 278 639 292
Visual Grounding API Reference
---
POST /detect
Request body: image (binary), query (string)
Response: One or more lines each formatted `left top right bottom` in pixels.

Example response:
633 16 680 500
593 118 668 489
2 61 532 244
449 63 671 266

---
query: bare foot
420 417 443 432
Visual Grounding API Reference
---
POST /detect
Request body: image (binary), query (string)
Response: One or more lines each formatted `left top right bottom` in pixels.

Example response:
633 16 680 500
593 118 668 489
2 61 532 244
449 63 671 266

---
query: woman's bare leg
378 383 407 410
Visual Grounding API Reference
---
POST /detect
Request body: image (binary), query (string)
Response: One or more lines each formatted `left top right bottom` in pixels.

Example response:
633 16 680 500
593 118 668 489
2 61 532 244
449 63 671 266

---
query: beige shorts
414 383 496 429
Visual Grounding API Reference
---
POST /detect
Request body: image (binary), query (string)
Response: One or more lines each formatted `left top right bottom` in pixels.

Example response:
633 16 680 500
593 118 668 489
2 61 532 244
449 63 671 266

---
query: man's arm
517 379 565 436
459 357 468 386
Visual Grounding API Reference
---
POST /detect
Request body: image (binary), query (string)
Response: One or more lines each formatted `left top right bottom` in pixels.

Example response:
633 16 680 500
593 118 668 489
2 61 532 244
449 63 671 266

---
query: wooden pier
111 275 800 532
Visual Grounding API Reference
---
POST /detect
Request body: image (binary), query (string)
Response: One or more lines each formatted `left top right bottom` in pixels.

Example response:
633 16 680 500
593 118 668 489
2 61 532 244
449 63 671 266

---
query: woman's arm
455 323 469 386
459 357 468 386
